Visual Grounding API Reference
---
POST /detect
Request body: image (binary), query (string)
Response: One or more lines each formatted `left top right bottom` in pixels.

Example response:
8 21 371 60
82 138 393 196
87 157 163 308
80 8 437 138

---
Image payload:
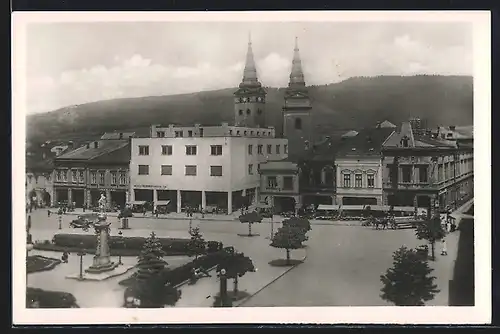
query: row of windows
55 169 127 185
157 128 274 138
237 108 263 116
248 144 287 155
157 129 206 138
138 165 223 177
388 166 428 184
342 173 376 188
266 176 294 190
139 145 222 156
229 129 272 137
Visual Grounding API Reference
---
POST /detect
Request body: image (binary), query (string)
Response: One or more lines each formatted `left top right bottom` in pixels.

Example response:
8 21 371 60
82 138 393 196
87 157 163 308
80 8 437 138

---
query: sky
25 21 473 114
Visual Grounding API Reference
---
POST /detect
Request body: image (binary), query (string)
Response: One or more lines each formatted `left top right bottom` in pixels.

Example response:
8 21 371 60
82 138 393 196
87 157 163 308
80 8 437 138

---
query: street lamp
218 268 231 307
270 206 275 239
77 242 86 281
117 230 124 265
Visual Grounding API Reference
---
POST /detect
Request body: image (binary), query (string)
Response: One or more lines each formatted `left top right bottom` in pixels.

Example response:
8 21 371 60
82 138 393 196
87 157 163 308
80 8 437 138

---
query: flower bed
26 287 79 308
27 255 61 274
119 247 230 287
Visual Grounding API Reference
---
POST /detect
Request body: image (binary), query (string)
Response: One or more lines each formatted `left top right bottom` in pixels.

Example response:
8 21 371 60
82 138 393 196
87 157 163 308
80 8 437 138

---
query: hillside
26 75 473 144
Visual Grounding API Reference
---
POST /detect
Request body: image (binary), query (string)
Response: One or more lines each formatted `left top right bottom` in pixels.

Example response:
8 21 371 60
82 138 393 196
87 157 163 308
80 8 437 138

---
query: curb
58 211 239 222
234 251 308 307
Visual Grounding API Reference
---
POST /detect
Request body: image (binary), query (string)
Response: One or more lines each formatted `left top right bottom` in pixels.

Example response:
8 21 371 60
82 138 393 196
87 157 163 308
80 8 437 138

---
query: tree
282 217 311 234
238 211 263 236
136 232 167 281
187 227 206 260
415 215 446 261
216 250 255 297
134 275 180 308
380 246 440 306
270 225 307 265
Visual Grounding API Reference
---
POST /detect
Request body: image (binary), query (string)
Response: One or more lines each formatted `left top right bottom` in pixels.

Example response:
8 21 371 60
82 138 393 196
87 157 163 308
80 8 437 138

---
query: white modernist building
130 123 288 214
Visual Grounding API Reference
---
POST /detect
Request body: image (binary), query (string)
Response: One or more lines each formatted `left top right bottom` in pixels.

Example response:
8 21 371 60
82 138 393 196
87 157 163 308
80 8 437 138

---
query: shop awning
155 200 170 206
393 206 415 212
341 205 365 211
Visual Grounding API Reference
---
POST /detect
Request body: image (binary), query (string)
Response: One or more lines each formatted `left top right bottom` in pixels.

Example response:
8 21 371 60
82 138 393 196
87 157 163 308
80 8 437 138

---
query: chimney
449 125 456 131
94 141 98 149
68 141 74 149
86 143 90 149
119 132 123 139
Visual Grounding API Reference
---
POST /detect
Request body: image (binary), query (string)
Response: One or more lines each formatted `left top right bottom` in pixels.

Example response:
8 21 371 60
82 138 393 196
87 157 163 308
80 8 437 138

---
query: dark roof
336 127 394 158
26 155 54 172
56 139 129 161
89 144 131 164
100 132 135 140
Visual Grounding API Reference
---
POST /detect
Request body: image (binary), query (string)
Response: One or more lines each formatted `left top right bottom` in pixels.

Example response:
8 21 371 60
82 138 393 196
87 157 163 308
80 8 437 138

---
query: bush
207 241 224 253
52 233 191 253
27 288 79 308
27 255 61 274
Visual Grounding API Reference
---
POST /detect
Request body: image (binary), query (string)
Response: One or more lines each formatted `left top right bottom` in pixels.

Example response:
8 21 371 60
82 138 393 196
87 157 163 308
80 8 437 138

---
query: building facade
26 158 54 207
259 160 300 212
381 122 474 217
130 123 288 214
335 127 394 206
52 134 132 209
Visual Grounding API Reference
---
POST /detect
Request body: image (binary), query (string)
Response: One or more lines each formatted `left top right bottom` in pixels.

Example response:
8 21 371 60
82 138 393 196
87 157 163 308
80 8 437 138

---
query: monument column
106 189 112 209
68 188 73 205
153 189 158 212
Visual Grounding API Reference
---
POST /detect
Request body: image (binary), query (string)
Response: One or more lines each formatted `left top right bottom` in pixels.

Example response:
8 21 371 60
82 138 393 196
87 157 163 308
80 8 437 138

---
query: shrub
26 288 79 308
27 255 61 274
207 241 223 253
136 232 167 281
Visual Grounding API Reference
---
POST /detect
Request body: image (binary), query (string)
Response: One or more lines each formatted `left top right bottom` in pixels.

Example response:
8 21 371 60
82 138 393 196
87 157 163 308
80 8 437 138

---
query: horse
374 218 388 230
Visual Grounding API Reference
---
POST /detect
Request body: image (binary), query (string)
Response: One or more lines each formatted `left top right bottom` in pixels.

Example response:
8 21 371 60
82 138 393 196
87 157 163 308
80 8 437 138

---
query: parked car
69 215 96 229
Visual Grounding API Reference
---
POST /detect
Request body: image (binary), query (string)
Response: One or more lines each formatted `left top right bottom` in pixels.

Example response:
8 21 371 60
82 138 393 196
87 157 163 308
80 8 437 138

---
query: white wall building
130 123 288 214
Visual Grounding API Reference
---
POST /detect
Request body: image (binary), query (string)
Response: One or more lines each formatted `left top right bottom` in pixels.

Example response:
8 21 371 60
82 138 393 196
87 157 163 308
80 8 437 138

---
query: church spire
240 33 261 88
288 36 306 89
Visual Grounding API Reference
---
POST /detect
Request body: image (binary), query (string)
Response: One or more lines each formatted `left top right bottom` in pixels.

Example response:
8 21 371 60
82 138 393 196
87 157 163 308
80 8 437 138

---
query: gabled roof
56 139 130 161
89 144 131 164
383 122 457 149
379 120 397 128
259 159 298 172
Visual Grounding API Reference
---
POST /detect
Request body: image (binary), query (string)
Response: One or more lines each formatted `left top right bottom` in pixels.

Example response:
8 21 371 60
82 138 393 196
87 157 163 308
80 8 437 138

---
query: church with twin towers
128 35 313 214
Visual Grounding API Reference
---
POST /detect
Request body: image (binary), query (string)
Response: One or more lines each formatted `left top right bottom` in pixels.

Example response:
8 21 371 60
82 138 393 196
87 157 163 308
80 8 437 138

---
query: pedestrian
47 209 51 217
61 251 69 263
441 239 448 256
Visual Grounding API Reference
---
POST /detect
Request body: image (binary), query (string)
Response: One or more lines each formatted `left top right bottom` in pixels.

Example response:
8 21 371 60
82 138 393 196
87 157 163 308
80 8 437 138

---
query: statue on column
98 193 107 213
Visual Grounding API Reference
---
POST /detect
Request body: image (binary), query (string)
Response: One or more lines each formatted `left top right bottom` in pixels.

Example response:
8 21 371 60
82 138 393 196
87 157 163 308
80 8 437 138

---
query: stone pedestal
85 214 119 274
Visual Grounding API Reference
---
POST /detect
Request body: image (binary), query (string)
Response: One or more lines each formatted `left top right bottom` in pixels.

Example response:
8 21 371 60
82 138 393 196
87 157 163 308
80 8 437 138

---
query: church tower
282 37 313 158
233 35 267 127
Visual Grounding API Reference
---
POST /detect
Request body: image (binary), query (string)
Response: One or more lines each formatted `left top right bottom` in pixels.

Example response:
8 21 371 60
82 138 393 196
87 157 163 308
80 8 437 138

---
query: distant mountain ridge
26 75 473 144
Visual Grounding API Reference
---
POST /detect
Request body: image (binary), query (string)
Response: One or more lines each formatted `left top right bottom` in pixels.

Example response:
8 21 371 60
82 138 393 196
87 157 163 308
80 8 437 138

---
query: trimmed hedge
27 287 79 308
119 247 230 288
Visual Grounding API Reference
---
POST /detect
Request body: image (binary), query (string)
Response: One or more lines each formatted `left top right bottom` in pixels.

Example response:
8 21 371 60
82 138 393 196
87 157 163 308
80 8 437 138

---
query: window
283 176 293 190
188 130 193 137
248 164 253 175
119 171 127 184
99 171 105 185
257 109 263 115
185 165 197 176
402 166 412 183
71 170 77 183
284 145 288 154
161 165 173 175
210 165 223 177
139 145 149 156
267 144 272 154
199 128 204 137
175 131 183 138
229 130 233 136
355 174 362 188
138 165 149 175
239 110 243 115
419 166 428 183
56 170 62 182
237 131 240 136
211 145 222 156
248 144 253 155
79 171 84 183
295 118 302 129
186 145 197 155
343 174 351 188
62 170 68 182
111 171 117 184
276 145 280 154
367 174 375 188
257 145 263 155
157 131 165 138
244 131 247 136
90 171 97 184
161 145 173 155
267 176 278 189
246 109 251 115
